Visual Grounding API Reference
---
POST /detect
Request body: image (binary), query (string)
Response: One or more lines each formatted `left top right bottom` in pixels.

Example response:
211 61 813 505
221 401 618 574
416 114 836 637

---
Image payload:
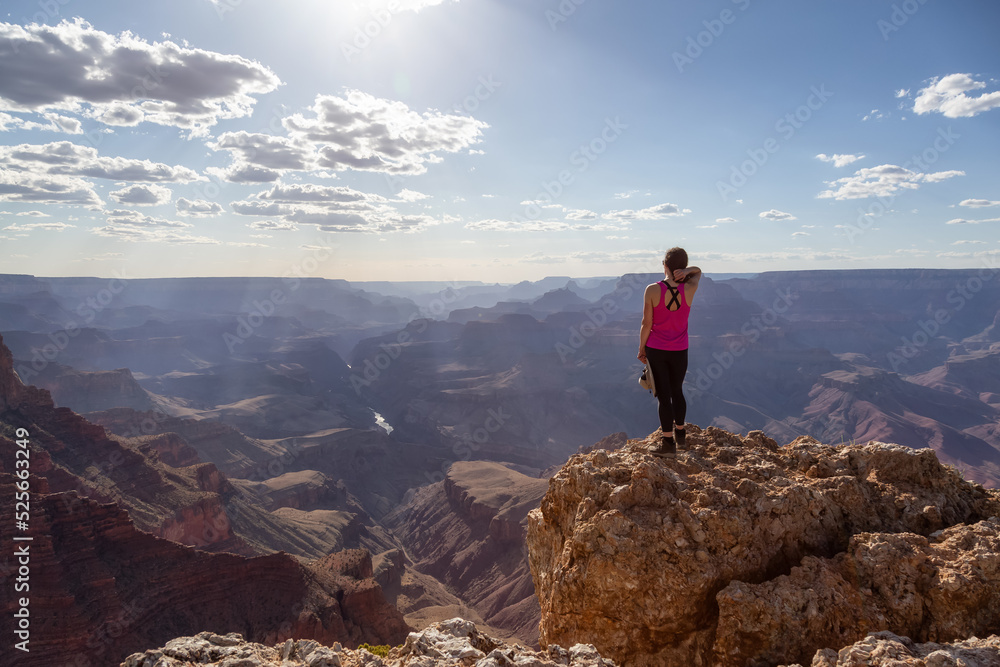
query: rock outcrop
121 618 616 667
527 425 1000 666
783 631 1000 667
0 479 409 666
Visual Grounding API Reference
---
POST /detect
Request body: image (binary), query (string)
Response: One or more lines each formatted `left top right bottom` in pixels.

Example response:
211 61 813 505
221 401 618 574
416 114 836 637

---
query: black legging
645 346 688 432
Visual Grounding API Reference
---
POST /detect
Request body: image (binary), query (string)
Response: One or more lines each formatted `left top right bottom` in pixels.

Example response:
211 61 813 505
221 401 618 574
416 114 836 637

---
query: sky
1 0 999 283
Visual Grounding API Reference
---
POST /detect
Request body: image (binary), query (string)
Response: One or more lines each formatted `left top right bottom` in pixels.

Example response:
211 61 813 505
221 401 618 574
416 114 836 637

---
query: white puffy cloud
206 163 281 184
256 183 385 206
110 184 172 206
960 199 1000 208
0 142 203 182
914 74 1000 118
818 164 964 200
282 90 488 175
0 19 280 136
565 209 597 221
759 209 797 221
0 111 83 134
209 132 314 171
396 188 429 202
42 113 83 134
816 153 865 168
716 217 738 223
176 197 224 217
604 203 689 221
0 168 102 206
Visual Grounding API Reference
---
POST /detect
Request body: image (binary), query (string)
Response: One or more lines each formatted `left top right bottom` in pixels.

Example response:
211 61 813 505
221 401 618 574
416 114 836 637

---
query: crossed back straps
661 281 681 311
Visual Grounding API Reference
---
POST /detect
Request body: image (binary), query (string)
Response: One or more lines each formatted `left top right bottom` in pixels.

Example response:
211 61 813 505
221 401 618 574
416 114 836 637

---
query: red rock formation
0 479 409 667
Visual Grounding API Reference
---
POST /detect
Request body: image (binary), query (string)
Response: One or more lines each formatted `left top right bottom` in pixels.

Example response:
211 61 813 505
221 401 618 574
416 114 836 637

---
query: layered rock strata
527 425 1000 666
385 461 548 642
0 480 408 666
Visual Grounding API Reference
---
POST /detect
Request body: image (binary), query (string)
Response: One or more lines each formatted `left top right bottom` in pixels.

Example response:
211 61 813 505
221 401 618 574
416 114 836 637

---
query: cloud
951 240 986 245
14 210 49 217
2 221 76 232
816 153 865 168
792 231 810 237
42 113 83 134
286 209 442 234
110 184 172 206
0 141 203 182
862 109 886 122
565 209 597 221
176 197 223 217
248 220 298 231
759 209 797 221
715 217 738 223
614 190 639 199
914 74 1000 118
945 217 1000 225
91 209 219 243
818 164 964 200
256 183 385 206
895 89 910 98
209 132 314 171
396 188 429 202
0 19 280 137
231 182 437 234
0 111 84 134
0 169 103 206
465 218 618 232
102 209 193 228
604 203 689 221
520 249 660 265
282 90 488 175
206 163 281 183
960 199 1000 208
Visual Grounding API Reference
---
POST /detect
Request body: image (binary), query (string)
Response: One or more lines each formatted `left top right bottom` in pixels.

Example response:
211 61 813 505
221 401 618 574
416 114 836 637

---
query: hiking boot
650 436 676 458
674 427 686 449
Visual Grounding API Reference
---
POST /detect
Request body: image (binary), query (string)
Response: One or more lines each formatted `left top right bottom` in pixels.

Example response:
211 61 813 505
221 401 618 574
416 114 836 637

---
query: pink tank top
646 281 689 351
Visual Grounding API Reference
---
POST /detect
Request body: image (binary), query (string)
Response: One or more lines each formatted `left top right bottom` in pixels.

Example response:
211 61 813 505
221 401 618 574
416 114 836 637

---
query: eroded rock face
526 425 1000 666
716 518 1000 666
783 631 1000 667
384 461 548 642
121 618 617 667
0 481 409 666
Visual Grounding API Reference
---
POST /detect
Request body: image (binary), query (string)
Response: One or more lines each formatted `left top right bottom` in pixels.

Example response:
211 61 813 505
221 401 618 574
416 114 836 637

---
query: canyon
1 268 999 665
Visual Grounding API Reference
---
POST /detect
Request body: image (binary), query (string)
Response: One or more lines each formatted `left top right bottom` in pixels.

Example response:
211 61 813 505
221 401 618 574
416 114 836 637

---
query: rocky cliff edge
527 425 1000 666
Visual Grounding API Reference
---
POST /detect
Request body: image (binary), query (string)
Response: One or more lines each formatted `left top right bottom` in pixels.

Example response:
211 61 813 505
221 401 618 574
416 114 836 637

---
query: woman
637 247 702 458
